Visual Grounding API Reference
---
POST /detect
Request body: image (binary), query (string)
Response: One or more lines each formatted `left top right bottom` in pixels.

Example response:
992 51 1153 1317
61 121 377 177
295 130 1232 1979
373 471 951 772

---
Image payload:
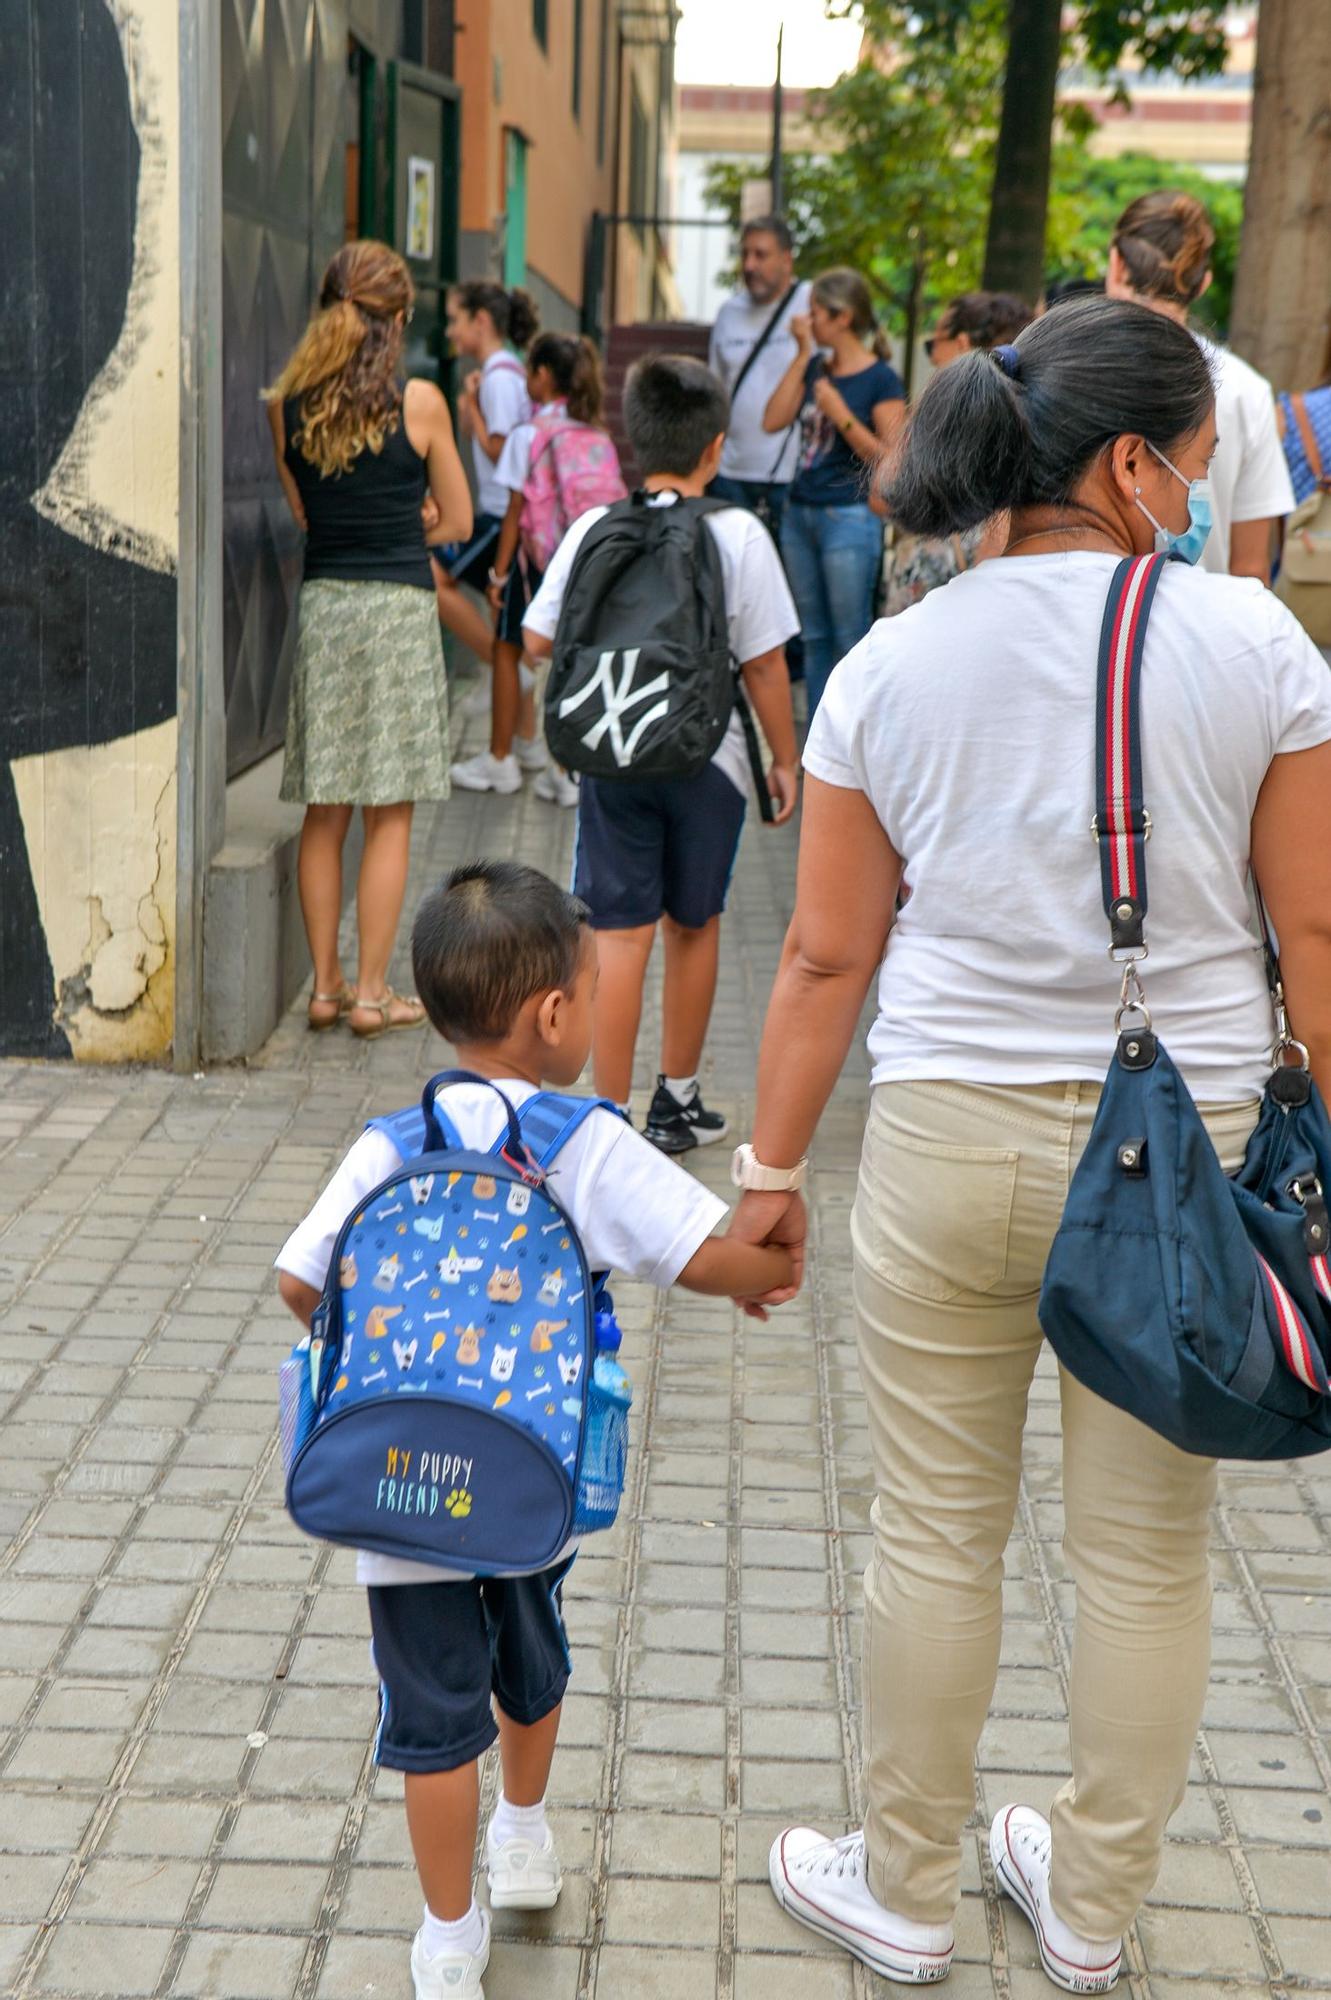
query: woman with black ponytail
432 282 542 786
729 296 1331 1991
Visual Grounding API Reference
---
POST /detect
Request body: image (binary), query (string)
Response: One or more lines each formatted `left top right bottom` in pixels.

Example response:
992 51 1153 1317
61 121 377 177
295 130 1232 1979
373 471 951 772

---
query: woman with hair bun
763 265 906 715
731 295 1331 1991
266 239 471 1037
432 282 544 787
1107 190 1293 582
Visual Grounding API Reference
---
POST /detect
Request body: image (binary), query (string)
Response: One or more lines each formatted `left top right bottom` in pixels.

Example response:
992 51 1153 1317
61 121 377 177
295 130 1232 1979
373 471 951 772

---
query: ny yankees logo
558 648 669 768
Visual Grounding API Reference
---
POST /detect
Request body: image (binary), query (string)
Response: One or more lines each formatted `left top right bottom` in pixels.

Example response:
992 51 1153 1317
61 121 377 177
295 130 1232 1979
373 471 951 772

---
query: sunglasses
923 332 950 361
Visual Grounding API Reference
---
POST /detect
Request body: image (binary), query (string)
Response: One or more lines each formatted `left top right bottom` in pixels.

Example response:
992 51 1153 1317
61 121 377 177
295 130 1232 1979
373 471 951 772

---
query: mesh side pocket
279 1345 316 1474
572 1373 630 1534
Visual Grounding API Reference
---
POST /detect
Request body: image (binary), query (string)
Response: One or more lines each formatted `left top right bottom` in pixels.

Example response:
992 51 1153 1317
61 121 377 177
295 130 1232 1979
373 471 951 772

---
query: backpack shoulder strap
505 1091 626 1169
1094 552 1168 954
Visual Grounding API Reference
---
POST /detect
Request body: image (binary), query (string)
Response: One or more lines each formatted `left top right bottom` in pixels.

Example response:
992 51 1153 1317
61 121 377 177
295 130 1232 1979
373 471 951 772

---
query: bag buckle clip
1291 1176 1329 1257
1114 960 1152 1034
1271 984 1311 1072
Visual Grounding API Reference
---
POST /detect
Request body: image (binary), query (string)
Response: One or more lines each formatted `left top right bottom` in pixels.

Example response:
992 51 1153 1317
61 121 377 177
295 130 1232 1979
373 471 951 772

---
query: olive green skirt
280 578 451 805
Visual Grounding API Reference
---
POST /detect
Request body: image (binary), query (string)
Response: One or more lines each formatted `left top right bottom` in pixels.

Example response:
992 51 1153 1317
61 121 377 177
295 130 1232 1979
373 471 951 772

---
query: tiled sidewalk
1 746 1329 1998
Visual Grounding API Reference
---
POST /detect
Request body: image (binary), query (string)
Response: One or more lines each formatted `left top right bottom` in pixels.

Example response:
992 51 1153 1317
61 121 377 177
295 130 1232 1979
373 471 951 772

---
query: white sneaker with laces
533 766 579 807
485 1817 563 1909
450 751 522 795
769 1828 954 1984
514 733 548 772
409 1910 490 1999
989 1805 1122 1994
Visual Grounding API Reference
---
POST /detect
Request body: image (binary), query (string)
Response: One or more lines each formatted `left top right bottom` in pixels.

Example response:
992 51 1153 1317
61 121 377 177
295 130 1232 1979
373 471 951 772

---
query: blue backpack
282 1071 632 1572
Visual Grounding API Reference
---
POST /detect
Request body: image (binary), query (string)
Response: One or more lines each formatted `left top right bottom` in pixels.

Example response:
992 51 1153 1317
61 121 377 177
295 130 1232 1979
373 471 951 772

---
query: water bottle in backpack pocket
281 1073 634 1572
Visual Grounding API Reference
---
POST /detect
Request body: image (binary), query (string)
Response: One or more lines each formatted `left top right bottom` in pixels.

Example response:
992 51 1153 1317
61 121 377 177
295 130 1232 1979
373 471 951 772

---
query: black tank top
285 394 432 590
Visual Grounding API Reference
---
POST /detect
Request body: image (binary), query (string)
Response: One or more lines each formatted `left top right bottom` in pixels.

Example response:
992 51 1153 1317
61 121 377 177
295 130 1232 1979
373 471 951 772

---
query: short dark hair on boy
624 354 729 477
412 862 590 1044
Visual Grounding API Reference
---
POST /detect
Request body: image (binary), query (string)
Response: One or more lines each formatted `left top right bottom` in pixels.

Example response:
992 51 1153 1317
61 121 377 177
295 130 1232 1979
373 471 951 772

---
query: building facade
1 0 678 1064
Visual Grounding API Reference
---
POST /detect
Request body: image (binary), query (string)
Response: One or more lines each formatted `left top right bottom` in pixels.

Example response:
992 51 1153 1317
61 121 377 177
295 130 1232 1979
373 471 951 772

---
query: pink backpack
520 414 627 571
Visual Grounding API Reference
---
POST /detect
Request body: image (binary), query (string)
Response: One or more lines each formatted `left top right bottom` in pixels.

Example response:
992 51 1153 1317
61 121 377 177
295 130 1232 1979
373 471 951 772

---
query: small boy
276 862 794 2000
522 354 801 1153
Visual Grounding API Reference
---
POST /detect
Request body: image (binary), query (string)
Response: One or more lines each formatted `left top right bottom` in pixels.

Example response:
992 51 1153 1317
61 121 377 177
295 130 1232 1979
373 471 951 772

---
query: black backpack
543 493 771 811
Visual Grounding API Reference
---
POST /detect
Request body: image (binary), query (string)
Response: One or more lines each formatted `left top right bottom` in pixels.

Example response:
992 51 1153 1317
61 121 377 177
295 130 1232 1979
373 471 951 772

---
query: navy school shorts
573 763 747 931
367 1558 574 1774
431 515 541 647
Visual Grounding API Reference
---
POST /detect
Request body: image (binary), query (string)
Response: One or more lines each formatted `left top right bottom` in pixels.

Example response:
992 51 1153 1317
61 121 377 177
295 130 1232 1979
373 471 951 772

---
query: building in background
0 0 678 1065
673 8 1257 323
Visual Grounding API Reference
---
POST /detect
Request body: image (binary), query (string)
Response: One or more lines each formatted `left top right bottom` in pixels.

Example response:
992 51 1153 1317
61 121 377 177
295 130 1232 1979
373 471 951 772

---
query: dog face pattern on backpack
321 1169 588 1471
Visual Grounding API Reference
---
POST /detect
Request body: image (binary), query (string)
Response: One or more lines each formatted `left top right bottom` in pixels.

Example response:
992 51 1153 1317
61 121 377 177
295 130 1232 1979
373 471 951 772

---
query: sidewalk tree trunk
1230 0 1331 388
981 0 1063 301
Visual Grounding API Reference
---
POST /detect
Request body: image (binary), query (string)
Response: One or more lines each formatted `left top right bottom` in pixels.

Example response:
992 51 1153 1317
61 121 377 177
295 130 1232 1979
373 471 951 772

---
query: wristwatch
731 1143 807 1193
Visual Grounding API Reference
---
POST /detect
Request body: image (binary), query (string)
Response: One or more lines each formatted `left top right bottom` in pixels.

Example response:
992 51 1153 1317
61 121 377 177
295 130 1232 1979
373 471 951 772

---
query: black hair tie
992 344 1022 381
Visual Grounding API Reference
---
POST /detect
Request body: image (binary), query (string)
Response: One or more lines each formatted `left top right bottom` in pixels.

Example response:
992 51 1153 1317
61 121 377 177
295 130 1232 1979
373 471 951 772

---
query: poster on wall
406 157 436 261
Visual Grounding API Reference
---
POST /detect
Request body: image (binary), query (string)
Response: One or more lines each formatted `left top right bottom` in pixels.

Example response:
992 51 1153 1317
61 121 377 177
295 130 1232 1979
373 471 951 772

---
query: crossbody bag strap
729 284 800 405
1290 392 1330 491
1094 553 1169 955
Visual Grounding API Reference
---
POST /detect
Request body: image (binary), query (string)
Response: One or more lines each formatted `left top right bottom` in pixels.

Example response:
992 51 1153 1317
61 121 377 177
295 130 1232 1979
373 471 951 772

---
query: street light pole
771 24 784 216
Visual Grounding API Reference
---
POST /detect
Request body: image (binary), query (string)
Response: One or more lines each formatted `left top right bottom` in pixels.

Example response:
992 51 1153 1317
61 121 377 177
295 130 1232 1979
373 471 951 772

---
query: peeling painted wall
0 0 179 1059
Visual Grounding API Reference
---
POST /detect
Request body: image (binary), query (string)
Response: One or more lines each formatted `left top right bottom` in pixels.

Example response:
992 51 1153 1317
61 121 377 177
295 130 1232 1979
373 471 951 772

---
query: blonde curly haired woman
267 240 471 1036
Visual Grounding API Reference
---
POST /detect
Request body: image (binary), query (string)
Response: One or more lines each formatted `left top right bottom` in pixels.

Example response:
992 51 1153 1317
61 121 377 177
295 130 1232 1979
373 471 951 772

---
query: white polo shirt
709 282 813 484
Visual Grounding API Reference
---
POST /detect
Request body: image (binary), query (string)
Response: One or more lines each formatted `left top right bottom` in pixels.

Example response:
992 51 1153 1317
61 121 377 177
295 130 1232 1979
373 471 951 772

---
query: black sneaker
643 1077 729 1155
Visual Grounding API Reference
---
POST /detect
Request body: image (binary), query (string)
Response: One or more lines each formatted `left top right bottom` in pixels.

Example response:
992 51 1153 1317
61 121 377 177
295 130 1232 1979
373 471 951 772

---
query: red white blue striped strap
1095 554 1168 953
1256 1253 1331 1395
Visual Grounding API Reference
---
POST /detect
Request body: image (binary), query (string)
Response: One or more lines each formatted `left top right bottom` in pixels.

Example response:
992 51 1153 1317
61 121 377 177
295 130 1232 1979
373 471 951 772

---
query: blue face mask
1136 442 1213 564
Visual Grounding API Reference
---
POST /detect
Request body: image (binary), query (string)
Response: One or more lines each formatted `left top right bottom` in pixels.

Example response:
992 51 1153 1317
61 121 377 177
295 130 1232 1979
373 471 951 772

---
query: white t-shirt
709 282 813 483
474 351 532 517
275 1078 727 1585
494 399 566 497
1199 338 1295 577
804 552 1331 1102
524 492 799 798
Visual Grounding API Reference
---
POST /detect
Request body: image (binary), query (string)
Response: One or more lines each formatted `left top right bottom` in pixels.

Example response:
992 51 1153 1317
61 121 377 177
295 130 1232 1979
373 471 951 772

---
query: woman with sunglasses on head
882 289 1032 614
267 239 471 1038
731 296 1331 1993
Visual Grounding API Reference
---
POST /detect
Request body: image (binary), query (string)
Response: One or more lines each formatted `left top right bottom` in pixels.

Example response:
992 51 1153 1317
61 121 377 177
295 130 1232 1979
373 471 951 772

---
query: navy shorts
367 1559 573 1774
433 513 502 591
497 558 544 648
573 764 747 930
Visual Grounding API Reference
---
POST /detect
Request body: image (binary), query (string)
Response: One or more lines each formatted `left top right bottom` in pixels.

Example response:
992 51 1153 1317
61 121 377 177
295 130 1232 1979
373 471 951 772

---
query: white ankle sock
420 1900 485 1959
490 1792 548 1846
663 1074 697 1106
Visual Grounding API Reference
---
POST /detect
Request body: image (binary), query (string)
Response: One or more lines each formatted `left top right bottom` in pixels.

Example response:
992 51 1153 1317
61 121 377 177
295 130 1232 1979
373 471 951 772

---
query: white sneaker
457 677 493 720
769 1828 954 1984
485 1817 563 1909
989 1806 1122 1994
513 733 548 773
450 751 522 795
533 766 579 807
409 1910 490 1999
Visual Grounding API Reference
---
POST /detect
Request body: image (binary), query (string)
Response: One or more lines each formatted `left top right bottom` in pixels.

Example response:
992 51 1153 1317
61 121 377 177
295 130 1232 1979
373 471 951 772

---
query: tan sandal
348 987 427 1039
307 983 353 1032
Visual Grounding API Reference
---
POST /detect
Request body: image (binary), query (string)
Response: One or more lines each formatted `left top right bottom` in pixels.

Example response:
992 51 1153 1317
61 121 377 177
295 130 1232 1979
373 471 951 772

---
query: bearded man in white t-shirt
1106 190 1294 584
707 216 812 534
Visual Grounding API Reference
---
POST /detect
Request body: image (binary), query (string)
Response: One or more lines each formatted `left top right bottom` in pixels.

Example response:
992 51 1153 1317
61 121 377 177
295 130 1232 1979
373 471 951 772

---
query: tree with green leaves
887 0 1232 303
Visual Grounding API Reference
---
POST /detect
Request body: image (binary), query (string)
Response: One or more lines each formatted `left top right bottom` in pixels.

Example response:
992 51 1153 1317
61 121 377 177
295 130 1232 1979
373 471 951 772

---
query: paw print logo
444 1488 473 1518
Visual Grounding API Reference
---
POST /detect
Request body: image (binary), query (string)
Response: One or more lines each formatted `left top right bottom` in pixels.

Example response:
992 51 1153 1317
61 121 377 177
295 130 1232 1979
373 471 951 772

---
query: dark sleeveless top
284 395 432 590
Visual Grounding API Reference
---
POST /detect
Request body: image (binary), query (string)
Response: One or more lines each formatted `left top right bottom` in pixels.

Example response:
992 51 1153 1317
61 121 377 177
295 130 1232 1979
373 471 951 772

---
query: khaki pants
851 1078 1258 1938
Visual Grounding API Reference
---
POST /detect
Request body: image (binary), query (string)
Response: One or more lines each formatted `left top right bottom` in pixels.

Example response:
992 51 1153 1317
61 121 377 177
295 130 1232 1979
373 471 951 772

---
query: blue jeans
781 500 883 715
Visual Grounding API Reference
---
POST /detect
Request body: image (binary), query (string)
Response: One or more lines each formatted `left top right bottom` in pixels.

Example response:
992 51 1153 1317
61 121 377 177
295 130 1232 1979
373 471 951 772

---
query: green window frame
504 130 529 287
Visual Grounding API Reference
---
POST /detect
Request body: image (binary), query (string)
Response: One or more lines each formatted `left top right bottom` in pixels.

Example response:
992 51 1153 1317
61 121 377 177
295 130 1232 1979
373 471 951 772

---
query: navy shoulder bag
1039 553 1331 1459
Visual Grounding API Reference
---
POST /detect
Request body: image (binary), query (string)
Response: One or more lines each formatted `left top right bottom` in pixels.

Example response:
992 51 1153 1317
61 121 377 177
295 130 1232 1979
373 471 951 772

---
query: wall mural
0 0 178 1058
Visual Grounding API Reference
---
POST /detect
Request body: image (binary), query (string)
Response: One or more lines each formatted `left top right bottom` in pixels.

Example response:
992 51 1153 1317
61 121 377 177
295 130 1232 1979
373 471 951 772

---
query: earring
1134 486 1141 496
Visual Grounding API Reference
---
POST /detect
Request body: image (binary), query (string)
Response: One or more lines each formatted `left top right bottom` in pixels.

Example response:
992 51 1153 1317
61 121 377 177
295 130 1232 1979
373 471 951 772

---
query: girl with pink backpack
452 337 625 806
